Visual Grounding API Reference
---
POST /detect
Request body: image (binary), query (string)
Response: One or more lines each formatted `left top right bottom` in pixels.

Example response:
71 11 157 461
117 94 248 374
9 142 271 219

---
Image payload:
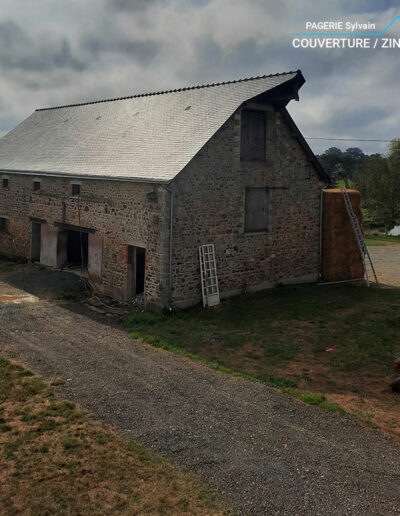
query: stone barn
0 70 331 309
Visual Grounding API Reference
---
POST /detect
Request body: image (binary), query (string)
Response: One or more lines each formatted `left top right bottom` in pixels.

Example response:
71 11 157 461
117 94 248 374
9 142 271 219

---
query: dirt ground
1 261 400 515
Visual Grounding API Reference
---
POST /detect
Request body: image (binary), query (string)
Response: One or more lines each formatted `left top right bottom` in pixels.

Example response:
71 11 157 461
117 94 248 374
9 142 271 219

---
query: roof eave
248 70 305 108
0 168 170 184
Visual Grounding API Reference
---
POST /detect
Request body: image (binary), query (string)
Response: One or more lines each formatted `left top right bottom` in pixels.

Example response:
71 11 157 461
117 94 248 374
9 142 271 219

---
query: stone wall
0 103 325 310
0 175 166 306
170 104 325 307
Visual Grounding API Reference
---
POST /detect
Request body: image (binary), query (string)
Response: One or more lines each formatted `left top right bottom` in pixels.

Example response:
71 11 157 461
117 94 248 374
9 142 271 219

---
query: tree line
317 140 400 233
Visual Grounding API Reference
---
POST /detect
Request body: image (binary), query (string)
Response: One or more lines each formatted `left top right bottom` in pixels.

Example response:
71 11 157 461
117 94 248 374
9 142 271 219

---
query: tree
317 147 343 179
317 146 365 181
345 147 365 161
354 140 400 232
342 147 365 178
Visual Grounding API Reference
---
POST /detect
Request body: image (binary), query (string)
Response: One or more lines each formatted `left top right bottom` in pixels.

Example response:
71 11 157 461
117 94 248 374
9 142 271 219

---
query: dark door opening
127 245 146 299
135 247 145 295
66 230 88 268
31 222 41 262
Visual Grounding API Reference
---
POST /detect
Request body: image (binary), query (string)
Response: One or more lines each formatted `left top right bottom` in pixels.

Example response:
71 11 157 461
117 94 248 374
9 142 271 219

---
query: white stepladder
199 244 220 307
342 188 379 287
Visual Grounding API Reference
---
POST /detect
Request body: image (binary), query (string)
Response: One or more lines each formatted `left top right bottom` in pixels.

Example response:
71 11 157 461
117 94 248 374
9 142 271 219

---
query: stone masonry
169 104 325 307
0 176 168 306
0 102 325 309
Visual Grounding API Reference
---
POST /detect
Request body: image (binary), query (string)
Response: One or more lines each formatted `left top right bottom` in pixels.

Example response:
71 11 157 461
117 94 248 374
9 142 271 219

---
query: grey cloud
325 105 392 130
176 38 270 85
343 0 399 12
0 21 86 72
108 0 157 11
83 36 160 64
0 116 18 133
0 0 399 158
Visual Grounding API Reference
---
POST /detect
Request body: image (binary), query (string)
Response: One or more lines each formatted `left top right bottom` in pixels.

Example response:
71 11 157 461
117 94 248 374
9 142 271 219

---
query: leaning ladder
342 188 379 286
199 244 220 307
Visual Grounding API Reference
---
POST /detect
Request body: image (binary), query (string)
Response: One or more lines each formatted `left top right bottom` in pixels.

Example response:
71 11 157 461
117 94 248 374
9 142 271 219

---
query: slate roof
0 71 303 183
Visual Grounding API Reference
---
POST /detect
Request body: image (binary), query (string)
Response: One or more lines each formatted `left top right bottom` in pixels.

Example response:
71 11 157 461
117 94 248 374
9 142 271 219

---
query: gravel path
1 266 400 515
368 245 400 287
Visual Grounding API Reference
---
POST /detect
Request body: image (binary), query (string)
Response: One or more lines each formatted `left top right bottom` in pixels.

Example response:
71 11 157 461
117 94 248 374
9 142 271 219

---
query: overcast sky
0 0 399 155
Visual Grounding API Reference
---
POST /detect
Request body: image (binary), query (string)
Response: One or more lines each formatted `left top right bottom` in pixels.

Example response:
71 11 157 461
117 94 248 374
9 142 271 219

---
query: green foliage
318 146 365 182
354 139 400 232
365 233 400 243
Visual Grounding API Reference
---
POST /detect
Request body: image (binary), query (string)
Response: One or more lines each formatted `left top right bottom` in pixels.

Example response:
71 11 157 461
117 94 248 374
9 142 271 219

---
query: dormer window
240 109 266 162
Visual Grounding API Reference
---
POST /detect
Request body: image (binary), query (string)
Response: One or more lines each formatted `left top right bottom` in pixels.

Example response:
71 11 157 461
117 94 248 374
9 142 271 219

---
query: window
240 109 266 161
33 181 41 191
244 187 268 232
0 217 9 233
71 184 81 196
2 178 8 188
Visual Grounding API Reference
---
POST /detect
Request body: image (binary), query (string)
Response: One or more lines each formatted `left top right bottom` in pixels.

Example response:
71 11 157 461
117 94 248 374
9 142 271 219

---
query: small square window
33 181 41 191
0 217 9 232
2 178 9 188
71 184 81 196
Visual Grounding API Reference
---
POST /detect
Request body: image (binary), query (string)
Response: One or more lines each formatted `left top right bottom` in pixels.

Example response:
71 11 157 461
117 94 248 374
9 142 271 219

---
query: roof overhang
0 168 168 184
250 70 306 107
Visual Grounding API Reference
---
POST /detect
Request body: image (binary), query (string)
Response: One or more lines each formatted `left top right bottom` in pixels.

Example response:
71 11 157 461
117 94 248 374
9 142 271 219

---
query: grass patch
335 179 355 189
124 284 400 432
365 233 400 244
0 356 226 515
128 322 297 390
284 390 346 414
365 239 386 246
125 285 400 376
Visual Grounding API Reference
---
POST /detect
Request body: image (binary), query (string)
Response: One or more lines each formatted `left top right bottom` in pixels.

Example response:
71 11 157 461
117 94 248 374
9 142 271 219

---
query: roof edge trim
0 169 169 184
36 70 300 111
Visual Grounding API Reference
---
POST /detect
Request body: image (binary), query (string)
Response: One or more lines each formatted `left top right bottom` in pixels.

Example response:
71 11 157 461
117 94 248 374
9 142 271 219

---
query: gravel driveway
368 245 400 287
1 264 400 515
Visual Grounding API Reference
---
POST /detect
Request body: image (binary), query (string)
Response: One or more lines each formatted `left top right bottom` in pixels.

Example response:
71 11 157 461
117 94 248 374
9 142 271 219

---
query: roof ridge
36 70 300 112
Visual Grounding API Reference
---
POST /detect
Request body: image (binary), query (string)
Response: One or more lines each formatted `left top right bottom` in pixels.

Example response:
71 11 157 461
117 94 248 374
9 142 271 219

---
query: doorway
127 245 146 299
66 229 88 268
31 222 41 262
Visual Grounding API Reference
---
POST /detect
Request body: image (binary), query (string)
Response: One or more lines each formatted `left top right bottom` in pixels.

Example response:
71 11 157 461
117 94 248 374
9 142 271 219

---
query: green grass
124 285 400 419
125 285 400 377
283 390 346 414
365 239 386 246
364 233 400 244
335 179 355 189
